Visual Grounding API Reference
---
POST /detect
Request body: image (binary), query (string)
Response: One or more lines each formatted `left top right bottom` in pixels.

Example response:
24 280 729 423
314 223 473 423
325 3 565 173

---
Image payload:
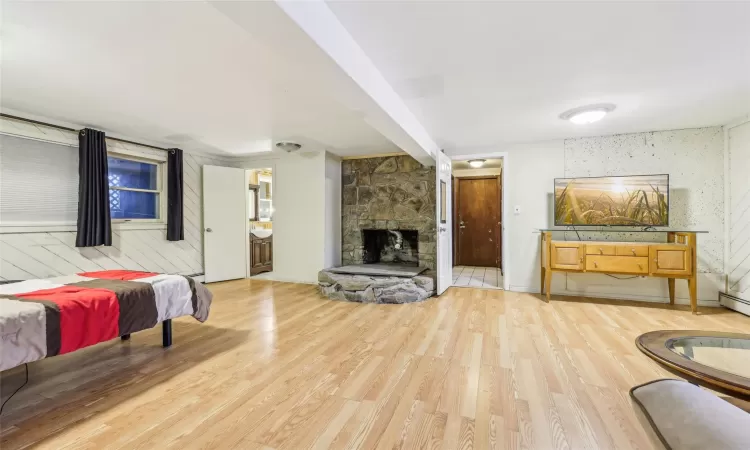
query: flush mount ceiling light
275 141 302 152
559 103 616 125
468 159 486 168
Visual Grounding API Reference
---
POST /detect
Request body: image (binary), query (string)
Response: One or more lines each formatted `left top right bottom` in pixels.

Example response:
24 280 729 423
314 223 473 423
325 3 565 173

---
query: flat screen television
554 174 669 226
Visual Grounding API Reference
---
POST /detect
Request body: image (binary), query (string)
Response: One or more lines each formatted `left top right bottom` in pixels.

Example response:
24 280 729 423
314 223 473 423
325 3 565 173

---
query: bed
0 270 213 372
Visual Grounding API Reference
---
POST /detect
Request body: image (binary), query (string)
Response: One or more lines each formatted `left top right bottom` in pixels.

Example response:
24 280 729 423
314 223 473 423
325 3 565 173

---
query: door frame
244 163 276 278
450 151 509 291
453 175 502 269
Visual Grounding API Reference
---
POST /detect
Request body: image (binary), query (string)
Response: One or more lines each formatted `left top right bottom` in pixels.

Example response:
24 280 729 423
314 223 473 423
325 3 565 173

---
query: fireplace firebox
362 229 419 265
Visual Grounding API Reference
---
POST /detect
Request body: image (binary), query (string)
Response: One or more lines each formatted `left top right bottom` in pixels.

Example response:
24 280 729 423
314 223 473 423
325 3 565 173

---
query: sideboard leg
540 233 546 296
540 266 546 295
668 278 675 305
688 232 698 314
688 277 698 314
544 270 552 302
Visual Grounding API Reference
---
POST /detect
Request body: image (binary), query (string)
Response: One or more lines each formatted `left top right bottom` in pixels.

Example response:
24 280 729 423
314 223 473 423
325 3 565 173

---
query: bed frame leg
162 319 172 348
121 334 131 341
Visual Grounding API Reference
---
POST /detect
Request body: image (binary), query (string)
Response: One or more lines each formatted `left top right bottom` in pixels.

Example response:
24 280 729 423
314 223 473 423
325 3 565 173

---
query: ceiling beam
273 0 438 165
211 0 437 165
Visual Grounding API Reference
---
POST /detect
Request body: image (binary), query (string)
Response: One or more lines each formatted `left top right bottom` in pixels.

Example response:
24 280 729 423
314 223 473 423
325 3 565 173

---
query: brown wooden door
456 177 501 267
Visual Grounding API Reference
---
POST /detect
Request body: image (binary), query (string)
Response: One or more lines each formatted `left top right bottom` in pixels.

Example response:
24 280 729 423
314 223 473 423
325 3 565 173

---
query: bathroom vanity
250 230 273 275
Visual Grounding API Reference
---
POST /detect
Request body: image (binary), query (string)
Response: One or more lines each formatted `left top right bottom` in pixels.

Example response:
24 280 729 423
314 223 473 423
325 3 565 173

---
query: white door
436 151 453 295
203 165 247 283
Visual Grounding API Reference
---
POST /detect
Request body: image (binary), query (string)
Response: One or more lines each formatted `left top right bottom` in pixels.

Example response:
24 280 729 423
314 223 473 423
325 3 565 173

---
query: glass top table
669 336 750 379
637 331 750 399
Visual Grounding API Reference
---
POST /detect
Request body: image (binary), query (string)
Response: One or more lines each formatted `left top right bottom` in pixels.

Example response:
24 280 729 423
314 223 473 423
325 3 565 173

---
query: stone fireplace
341 155 436 269
318 155 437 304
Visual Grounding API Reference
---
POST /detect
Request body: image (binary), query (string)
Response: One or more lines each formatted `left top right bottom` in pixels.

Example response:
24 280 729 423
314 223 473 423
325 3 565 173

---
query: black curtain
167 148 184 241
76 128 112 247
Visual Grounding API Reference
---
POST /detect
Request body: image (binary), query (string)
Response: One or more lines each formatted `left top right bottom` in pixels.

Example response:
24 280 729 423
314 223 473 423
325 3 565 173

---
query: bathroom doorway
246 168 273 277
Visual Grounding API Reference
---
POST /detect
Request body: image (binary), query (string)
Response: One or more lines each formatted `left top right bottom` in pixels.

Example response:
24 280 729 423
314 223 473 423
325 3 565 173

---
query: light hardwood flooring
2 280 749 449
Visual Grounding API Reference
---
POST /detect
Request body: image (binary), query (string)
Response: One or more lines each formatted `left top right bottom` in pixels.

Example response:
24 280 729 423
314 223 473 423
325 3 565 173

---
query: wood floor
2 280 749 449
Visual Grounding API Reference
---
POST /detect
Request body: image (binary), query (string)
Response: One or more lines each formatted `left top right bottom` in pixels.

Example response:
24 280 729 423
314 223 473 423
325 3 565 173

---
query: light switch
514 205 521 215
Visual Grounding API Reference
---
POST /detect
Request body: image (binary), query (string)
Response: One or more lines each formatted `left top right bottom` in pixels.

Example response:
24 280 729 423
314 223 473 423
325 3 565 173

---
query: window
0 134 79 224
108 155 163 220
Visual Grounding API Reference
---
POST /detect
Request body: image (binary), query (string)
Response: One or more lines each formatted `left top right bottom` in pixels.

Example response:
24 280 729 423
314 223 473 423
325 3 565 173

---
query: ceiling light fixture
559 104 616 125
275 141 302 152
468 159 486 168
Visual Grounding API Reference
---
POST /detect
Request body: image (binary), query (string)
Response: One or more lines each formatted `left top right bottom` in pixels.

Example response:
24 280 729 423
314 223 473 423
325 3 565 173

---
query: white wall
324 152 342 269
502 141 565 292
240 150 327 283
492 127 725 306
727 119 750 301
0 116 241 280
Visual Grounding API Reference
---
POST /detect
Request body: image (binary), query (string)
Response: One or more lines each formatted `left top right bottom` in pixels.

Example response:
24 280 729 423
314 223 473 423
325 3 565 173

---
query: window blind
0 134 79 224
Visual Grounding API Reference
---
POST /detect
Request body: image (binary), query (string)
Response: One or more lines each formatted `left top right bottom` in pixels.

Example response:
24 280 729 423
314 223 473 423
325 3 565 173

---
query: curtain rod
0 113 172 152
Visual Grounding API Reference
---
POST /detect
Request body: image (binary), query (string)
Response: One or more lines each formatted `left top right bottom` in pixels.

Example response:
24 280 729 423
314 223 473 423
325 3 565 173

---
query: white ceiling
4 2 749 159
329 1 750 154
1 1 400 156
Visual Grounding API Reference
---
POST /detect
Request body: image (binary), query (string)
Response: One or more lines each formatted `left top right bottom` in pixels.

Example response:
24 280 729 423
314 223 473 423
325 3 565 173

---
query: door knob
206 228 213 232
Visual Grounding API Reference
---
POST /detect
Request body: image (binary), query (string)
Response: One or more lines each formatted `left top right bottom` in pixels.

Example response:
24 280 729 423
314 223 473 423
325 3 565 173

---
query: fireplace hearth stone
318 268 435 304
328 263 427 278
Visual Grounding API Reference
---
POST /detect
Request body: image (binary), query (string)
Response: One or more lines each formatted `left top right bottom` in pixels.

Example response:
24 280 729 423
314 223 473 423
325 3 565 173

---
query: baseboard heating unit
719 292 750 317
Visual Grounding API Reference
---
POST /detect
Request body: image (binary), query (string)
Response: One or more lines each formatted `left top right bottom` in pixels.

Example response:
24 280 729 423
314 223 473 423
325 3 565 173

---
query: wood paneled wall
0 117 240 280
728 121 750 300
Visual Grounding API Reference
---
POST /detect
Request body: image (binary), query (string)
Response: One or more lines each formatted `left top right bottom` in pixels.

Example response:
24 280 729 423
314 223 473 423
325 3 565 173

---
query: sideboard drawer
586 255 648 274
585 244 616 256
616 245 649 257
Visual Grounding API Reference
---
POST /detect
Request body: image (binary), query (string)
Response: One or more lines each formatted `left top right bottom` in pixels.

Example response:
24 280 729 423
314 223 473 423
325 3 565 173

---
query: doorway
246 168 274 277
451 158 503 290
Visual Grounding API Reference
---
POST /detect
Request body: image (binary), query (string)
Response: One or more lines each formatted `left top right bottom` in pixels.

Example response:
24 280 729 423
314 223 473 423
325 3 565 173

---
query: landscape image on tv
554 174 669 226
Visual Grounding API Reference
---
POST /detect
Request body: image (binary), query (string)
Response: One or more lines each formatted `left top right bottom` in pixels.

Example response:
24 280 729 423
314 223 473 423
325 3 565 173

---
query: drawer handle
638 264 643 270
599 248 603 254
594 262 598 268
631 248 636 255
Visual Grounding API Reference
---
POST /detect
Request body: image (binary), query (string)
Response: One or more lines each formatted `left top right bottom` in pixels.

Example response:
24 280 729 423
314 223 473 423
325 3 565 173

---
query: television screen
554 174 669 226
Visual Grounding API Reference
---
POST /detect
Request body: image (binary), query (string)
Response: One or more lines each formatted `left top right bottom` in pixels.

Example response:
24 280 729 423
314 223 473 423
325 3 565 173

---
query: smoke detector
275 141 302 152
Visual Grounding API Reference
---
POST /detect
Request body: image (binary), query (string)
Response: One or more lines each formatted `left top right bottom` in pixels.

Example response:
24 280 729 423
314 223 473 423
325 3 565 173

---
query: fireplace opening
362 229 419 265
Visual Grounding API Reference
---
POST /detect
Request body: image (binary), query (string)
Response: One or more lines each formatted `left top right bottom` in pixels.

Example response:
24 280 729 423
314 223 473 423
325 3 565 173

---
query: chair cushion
630 379 750 450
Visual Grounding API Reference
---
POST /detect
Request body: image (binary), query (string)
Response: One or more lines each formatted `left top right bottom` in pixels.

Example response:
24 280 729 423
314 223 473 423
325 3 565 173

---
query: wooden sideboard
540 231 699 313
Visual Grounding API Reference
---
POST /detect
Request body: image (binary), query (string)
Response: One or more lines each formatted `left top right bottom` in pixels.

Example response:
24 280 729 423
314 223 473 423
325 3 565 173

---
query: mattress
0 270 213 372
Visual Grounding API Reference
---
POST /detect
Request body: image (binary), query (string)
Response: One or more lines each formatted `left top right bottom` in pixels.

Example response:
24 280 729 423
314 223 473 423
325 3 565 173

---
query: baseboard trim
248 275 317 285
507 286 721 307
